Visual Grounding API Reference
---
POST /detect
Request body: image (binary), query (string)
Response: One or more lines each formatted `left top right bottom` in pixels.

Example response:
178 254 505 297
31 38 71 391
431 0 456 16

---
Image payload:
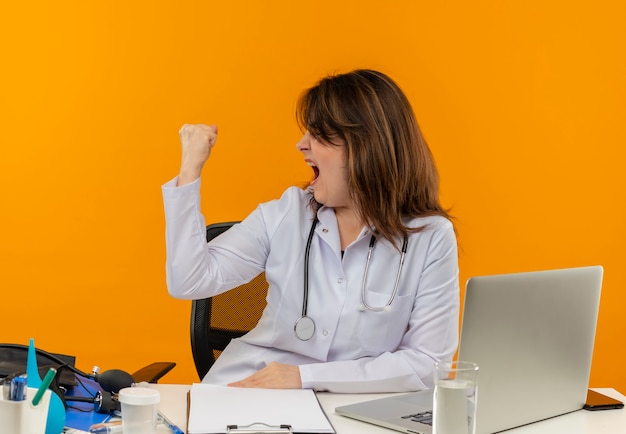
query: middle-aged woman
162 69 459 393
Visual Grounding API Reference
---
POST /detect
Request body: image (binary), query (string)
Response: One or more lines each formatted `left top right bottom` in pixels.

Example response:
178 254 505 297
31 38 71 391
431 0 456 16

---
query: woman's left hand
228 362 302 389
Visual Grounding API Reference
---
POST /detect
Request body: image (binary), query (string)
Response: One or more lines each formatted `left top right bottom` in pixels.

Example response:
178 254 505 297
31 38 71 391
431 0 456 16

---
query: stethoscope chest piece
294 315 315 341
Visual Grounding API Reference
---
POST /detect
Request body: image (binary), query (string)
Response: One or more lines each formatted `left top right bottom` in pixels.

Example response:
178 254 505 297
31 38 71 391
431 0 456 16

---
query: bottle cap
118 387 160 405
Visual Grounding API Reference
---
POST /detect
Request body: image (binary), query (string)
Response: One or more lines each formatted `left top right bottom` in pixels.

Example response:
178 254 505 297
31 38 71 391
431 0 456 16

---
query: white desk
153 384 626 434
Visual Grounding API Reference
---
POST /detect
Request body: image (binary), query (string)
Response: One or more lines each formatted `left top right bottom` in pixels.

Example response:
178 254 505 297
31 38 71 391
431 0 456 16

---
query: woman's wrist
177 166 202 186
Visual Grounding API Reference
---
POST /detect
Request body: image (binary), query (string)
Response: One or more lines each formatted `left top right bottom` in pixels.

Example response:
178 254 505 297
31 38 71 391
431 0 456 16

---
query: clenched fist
177 124 218 186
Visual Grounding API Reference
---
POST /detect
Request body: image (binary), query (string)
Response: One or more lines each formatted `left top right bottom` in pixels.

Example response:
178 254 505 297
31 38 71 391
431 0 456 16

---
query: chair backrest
190 222 269 380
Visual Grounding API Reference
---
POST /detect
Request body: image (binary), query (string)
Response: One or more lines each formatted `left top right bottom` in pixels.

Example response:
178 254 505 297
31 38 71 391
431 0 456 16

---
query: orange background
1 1 624 392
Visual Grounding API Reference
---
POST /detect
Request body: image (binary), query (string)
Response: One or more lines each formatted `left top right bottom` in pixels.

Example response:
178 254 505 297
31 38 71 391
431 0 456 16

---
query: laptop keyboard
402 411 433 426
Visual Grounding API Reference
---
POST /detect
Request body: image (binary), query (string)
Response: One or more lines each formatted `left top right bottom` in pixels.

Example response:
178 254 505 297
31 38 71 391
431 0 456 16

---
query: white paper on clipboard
187 384 335 434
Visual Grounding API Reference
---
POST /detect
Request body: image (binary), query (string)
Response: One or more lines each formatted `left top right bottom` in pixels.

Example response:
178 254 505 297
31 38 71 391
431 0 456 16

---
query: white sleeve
161 176 268 299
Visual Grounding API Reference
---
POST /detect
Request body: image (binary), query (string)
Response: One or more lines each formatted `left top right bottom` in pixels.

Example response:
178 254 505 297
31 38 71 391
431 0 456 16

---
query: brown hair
296 69 451 246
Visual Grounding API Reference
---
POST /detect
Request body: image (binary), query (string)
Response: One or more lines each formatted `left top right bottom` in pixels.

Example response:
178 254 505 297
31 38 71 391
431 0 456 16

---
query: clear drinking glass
433 360 479 434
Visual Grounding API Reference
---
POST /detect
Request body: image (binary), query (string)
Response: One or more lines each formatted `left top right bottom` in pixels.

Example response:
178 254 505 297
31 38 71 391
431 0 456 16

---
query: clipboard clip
226 422 293 433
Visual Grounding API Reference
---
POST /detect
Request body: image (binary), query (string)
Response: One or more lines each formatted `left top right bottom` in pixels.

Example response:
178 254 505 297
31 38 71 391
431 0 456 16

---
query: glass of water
433 361 479 434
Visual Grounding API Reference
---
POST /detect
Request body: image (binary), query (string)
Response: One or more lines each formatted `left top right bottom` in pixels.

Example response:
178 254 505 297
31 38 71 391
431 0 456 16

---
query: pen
89 426 123 434
32 368 56 406
11 375 27 401
89 420 123 434
159 410 185 434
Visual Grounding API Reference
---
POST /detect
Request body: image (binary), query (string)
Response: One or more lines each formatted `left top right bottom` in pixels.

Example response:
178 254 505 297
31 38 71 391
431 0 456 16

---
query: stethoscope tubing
360 235 408 312
295 218 408 340
302 217 317 318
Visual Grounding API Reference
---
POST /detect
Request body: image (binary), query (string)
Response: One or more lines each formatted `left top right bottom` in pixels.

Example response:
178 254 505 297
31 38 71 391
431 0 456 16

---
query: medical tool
294 219 408 341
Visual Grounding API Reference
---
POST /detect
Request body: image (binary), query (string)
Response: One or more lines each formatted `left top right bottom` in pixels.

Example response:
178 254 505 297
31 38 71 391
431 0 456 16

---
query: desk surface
153 384 626 434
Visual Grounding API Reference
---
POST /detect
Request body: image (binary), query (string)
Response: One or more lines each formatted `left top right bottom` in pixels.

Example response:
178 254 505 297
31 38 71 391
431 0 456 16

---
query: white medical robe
162 178 459 392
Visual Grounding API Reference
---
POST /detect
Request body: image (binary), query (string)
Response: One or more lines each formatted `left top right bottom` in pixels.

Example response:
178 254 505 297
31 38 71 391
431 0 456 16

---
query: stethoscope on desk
294 219 409 341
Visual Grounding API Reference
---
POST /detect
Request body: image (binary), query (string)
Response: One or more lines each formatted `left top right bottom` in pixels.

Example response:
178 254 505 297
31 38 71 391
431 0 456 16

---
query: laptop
335 266 603 434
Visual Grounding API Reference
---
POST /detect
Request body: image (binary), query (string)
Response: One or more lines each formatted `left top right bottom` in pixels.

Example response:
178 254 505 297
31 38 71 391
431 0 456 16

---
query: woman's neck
334 207 365 250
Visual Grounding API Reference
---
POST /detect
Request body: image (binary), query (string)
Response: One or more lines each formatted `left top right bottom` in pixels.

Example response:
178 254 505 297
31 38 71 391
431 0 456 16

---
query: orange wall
2 1 625 392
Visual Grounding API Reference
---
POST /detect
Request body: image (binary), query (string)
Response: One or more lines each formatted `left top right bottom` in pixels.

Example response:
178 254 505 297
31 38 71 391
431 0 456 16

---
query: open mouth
312 166 319 180
308 162 320 184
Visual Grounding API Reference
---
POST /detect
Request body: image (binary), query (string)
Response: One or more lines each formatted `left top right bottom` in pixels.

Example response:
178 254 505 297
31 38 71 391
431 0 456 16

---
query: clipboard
186 384 335 434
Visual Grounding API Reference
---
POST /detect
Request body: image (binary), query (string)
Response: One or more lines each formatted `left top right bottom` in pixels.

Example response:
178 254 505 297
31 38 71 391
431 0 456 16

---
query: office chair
190 222 269 380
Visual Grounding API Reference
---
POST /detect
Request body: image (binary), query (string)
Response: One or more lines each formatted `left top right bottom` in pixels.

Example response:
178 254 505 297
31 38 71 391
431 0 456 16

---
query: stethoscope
294 219 409 341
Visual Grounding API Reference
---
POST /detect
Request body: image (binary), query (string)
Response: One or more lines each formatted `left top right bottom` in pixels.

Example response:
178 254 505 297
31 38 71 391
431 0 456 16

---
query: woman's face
296 131 352 210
